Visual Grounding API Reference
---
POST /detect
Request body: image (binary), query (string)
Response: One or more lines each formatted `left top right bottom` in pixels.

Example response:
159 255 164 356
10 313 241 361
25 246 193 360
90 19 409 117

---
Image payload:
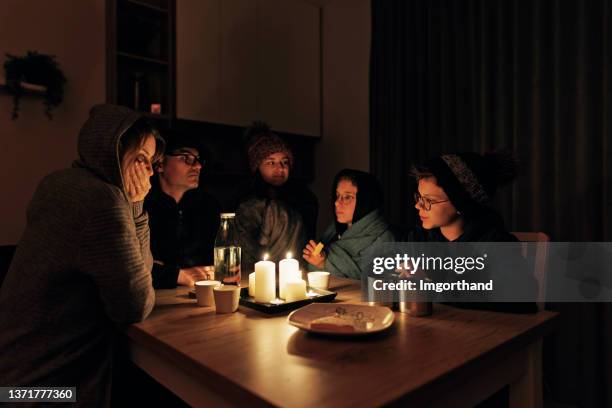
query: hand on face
303 240 326 268
125 160 152 202
122 135 156 203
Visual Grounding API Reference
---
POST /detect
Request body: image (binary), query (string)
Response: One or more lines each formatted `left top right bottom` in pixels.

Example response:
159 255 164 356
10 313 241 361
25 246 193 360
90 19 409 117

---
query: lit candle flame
286 252 292 259
263 253 269 261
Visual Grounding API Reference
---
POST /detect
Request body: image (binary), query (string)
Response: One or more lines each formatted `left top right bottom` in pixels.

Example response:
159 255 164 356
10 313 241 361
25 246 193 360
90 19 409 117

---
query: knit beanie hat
245 121 294 172
412 151 518 216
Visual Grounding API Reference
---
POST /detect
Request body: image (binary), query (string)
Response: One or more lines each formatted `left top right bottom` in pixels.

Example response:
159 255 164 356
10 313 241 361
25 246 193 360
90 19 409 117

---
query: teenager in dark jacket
408 151 538 313
234 122 318 268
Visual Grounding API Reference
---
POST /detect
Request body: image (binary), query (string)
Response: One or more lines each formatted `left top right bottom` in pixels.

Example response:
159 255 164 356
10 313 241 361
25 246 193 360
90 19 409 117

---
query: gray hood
73 104 143 195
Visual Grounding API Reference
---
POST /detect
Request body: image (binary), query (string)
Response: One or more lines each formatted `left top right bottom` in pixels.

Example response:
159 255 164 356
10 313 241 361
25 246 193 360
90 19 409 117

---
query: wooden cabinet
176 0 321 136
107 0 175 119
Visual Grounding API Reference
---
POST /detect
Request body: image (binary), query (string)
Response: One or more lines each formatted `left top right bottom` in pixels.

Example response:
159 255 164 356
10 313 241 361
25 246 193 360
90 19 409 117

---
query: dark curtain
370 0 612 407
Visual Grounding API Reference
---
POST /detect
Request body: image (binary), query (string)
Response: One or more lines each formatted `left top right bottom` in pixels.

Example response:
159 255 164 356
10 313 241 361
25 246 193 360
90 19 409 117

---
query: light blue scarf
311 210 394 279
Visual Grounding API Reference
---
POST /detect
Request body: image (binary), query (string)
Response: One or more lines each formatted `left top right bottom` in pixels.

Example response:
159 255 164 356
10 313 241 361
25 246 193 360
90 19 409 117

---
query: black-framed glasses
335 194 356 205
167 153 204 166
414 192 449 211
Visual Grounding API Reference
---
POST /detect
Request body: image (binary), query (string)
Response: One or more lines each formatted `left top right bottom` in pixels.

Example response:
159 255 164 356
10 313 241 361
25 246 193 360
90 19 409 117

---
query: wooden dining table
126 277 558 408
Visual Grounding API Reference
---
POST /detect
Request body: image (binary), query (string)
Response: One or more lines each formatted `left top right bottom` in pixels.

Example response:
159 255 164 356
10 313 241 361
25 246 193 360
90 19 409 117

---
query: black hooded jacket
406 211 538 314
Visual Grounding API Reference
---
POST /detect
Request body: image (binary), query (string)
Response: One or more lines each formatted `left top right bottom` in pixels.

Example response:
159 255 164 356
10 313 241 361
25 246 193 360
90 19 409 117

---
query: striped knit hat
245 121 293 172
413 151 518 216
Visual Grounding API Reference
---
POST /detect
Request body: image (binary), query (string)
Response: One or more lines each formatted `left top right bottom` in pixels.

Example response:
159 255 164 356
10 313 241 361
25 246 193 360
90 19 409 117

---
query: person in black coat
407 151 538 313
145 134 220 288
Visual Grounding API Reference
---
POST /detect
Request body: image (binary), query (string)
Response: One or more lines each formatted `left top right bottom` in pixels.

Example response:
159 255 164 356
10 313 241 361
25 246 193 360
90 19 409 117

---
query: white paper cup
307 271 330 290
195 280 221 306
213 285 240 313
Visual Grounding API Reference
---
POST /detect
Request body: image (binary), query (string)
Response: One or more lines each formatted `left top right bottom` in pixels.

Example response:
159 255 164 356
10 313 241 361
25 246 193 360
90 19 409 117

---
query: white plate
287 303 395 336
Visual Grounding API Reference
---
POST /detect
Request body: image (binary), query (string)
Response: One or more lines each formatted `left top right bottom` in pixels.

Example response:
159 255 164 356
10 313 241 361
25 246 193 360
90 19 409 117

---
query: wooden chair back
512 232 550 311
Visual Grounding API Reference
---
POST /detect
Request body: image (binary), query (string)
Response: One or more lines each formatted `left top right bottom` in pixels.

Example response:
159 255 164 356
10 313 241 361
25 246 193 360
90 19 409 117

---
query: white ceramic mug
195 280 221 307
213 285 240 313
307 271 330 290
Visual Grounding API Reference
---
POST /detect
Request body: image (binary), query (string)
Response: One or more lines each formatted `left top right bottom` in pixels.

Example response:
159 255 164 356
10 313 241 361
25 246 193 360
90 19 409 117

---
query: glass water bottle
214 213 242 286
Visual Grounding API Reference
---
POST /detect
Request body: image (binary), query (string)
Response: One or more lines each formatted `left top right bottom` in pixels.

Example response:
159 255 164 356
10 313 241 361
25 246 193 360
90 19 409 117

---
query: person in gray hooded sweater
0 104 164 407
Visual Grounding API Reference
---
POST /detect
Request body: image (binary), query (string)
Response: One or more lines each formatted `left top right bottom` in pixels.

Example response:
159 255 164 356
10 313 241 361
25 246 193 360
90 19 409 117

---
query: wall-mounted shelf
0 81 47 97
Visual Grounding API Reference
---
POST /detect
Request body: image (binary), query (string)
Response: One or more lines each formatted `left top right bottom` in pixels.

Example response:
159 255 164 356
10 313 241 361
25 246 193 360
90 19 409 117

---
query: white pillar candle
254 257 275 303
279 254 300 299
284 279 307 302
248 272 256 298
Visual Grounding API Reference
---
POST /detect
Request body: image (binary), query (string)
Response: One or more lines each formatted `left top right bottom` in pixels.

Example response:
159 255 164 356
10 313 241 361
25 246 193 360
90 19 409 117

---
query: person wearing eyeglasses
410 151 521 242
408 151 537 313
144 134 220 288
302 169 394 279
233 122 318 268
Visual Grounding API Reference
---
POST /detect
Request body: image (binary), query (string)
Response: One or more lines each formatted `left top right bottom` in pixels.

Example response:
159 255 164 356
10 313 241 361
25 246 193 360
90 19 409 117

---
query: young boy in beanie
409 151 538 313
410 151 520 241
233 122 318 268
